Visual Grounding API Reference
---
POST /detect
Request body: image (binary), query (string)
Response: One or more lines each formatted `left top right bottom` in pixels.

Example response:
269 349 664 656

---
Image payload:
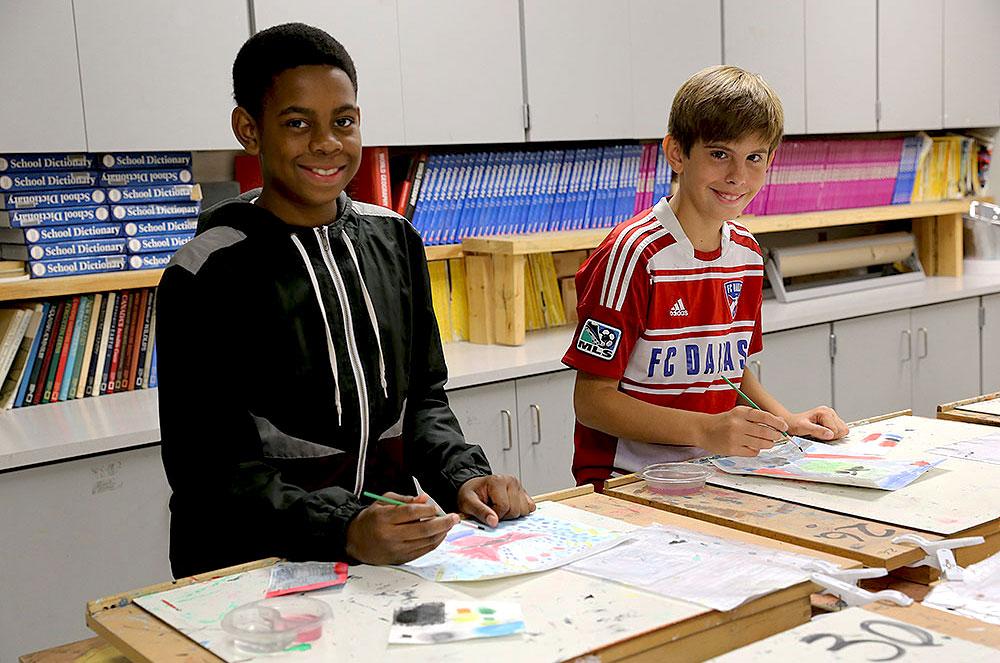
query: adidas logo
669 298 689 316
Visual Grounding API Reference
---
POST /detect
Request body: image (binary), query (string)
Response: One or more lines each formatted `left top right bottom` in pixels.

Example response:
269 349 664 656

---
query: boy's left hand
786 406 849 440
457 475 536 528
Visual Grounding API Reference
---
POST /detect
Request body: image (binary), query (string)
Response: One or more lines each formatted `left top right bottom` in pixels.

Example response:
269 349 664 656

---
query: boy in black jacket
157 23 534 578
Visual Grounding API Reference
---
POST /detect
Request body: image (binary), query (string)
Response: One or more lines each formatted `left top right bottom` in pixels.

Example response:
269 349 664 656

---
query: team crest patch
723 280 742 319
577 318 622 361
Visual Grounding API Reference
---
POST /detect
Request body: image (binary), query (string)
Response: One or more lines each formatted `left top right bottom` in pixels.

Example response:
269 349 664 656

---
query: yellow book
448 258 469 342
427 260 453 343
537 252 567 327
523 259 544 331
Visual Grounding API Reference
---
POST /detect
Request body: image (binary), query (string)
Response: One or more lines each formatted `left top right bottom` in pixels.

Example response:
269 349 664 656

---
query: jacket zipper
316 226 371 497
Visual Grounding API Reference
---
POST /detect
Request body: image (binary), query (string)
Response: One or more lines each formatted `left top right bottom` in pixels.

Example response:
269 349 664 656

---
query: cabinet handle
901 330 912 361
530 404 542 445
917 327 928 359
750 360 762 383
500 409 513 451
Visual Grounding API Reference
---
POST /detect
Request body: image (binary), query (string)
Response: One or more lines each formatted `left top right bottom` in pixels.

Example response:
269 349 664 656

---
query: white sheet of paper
924 550 1000 625
711 607 998 661
567 524 829 612
928 432 1000 465
956 397 1000 417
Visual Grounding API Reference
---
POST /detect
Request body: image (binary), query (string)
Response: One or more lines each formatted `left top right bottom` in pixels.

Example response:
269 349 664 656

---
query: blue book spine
0 170 100 192
128 252 173 271
425 154 451 245
596 145 620 228
111 201 201 221
498 152 523 235
29 254 127 279
891 136 921 205
13 302 51 408
106 183 201 204
0 187 106 210
615 145 642 222
148 343 157 388
98 169 193 187
471 152 497 240
456 152 486 241
525 151 547 233
8 222 125 245
409 154 440 241
563 149 587 231
1 204 111 228
26 238 127 261
519 151 542 236
451 152 477 244
59 296 91 401
99 152 193 171
0 153 96 173
549 150 574 232
442 153 471 245
123 217 198 237
127 232 195 254
577 148 601 230
537 150 561 232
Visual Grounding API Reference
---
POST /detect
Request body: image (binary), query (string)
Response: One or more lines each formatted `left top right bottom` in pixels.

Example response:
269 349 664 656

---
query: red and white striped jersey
562 197 765 485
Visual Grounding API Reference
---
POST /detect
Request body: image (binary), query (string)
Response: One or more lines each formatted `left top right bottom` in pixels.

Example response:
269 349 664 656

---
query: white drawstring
289 233 342 425
340 230 388 398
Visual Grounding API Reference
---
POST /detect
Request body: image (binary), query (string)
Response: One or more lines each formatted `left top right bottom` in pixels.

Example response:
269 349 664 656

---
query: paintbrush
361 490 485 530
720 374 805 453
412 476 492 530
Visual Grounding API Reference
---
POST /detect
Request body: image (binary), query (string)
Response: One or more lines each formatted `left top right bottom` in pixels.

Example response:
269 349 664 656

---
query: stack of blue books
99 152 200 271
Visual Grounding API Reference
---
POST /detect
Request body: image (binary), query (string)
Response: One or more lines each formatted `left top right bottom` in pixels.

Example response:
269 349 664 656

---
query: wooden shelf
0 270 163 303
424 243 463 261
460 199 977 256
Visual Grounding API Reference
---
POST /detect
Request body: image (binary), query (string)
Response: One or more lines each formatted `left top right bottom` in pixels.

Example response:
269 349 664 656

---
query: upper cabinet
253 0 407 146
724 0 806 135
878 0 943 131
0 0 87 152
943 0 1000 128
805 0 877 133
522 0 634 142
628 0 722 139
74 0 249 151
396 1 525 145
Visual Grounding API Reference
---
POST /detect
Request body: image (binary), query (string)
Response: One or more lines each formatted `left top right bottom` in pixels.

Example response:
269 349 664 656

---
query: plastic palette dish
641 462 713 495
221 596 331 654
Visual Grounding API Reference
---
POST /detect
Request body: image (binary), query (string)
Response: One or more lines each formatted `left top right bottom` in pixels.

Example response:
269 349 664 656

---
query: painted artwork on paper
389 601 525 644
709 440 943 490
396 502 628 582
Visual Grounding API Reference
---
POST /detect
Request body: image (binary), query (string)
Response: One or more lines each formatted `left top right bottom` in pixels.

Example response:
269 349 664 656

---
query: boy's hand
345 492 457 565
457 475 536 528
702 406 788 457
786 406 849 440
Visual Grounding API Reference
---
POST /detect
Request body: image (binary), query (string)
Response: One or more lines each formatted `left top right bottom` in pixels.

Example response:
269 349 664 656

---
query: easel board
713 604 999 661
605 415 1000 571
939 392 1000 426
86 487 856 663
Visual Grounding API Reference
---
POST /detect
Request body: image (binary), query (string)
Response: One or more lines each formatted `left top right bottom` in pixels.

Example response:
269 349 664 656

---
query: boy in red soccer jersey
563 65 849 488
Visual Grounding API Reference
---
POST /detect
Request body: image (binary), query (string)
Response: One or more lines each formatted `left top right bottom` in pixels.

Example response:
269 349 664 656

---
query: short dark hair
668 65 784 156
232 22 358 119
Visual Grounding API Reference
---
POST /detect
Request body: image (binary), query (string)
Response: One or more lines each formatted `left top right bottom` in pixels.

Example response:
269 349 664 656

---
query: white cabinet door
397 0 524 145
515 371 577 496
878 0 943 131
522 0 633 141
755 324 833 415
628 0 722 139
0 447 170 663
74 0 249 151
832 310 912 423
911 299 982 416
446 381 520 479
804 0 877 133
0 0 87 152
943 0 1000 128
723 0 806 134
252 0 406 146
984 294 1000 393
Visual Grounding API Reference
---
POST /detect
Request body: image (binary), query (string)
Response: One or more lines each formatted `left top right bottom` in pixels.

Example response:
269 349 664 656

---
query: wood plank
602 477 928 569
533 483 594 502
0 270 163 303
938 391 1000 426
913 216 939 275
846 409 911 426
464 253 494 344
492 253 525 346
424 243 462 261
19 636 127 663
864 602 1000 650
937 212 964 277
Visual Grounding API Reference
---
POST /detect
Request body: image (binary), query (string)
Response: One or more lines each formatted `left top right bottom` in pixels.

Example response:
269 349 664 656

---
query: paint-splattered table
938 392 1000 426
604 412 1000 583
84 485 857 662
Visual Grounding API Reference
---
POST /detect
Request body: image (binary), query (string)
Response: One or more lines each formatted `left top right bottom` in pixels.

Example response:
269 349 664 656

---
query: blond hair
668 65 784 155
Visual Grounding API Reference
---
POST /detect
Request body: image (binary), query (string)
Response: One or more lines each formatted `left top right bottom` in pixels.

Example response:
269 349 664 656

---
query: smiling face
232 64 362 227
665 133 773 234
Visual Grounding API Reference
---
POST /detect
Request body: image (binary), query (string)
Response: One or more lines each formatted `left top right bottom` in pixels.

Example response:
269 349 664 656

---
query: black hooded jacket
156 190 490 577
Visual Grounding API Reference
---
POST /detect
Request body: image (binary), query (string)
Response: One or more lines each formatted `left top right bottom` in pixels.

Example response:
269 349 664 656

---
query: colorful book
125 289 149 390
113 291 137 392
29 254 127 279
148 343 157 389
102 291 128 395
0 187 106 210
1 205 111 228
134 290 155 389
0 153 96 172
22 301 60 406
140 303 156 389
58 295 92 401
0 307 31 389
74 292 103 400
2 303 44 409
86 293 115 397
44 296 78 403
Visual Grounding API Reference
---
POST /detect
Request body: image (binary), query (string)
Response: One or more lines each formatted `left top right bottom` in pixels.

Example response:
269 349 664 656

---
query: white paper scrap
924 550 1000 624
928 433 1000 465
